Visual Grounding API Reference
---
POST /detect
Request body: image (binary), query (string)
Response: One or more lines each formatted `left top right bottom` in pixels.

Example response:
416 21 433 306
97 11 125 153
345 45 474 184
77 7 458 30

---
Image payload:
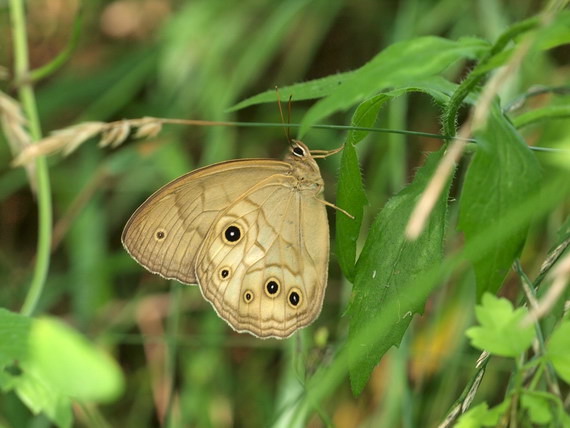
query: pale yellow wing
195 175 329 338
122 159 290 284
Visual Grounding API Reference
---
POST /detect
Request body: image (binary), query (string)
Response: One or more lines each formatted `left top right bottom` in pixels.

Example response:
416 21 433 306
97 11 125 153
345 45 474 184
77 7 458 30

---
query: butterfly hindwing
195 176 329 338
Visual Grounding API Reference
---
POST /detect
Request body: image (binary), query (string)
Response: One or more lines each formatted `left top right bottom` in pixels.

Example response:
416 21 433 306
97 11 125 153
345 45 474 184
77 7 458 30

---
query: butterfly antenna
275 86 292 144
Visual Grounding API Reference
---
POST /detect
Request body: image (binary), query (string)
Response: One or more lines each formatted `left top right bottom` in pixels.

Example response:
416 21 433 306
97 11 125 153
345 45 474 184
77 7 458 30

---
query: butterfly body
122 141 329 338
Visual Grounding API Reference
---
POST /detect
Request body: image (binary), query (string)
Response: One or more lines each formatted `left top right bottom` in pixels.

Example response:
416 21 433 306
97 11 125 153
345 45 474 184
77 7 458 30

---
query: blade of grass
10 0 52 316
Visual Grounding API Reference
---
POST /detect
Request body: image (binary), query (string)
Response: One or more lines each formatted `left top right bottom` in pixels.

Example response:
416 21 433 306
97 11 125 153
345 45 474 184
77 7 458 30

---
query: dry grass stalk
522 251 570 326
405 37 534 240
0 90 37 190
11 116 164 167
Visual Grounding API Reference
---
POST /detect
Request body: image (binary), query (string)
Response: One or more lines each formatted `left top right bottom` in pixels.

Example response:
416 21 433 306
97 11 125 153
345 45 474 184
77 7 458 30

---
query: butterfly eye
219 268 231 280
154 228 167 242
243 290 254 304
292 145 305 157
223 225 242 244
264 278 280 298
287 288 302 308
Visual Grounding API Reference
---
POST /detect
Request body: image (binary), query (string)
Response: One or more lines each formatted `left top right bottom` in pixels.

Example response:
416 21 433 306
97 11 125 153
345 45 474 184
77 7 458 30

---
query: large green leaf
299 36 487 135
347 148 449 395
231 73 474 113
458 103 542 298
230 36 486 124
336 77 473 281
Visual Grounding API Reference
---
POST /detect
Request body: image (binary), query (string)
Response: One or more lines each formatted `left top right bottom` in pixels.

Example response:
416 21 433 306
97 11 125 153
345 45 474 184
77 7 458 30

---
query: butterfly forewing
121 160 289 284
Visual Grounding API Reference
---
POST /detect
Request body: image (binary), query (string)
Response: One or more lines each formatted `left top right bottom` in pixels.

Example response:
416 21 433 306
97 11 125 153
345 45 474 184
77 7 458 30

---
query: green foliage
335 141 366 281
466 293 535 357
456 401 510 428
347 148 449 394
546 320 570 383
0 309 31 368
520 394 552 425
458 103 542 298
2 1 570 427
27 318 124 402
0 311 123 427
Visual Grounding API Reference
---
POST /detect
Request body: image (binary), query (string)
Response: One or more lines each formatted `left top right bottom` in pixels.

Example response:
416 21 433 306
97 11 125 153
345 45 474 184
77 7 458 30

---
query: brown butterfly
122 140 345 338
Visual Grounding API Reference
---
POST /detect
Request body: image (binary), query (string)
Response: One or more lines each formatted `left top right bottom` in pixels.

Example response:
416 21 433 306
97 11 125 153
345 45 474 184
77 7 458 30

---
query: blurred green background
1 0 567 427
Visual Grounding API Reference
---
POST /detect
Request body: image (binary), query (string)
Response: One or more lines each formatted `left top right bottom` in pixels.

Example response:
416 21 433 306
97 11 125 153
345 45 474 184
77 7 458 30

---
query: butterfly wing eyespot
219 268 231 280
243 290 254 303
264 278 280 298
154 228 167 241
223 224 242 244
287 287 302 308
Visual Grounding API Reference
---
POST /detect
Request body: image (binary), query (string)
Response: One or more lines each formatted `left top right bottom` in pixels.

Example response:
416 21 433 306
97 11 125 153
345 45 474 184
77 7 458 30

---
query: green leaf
335 95 387 282
0 312 72 428
534 10 570 51
466 293 535 357
229 71 354 111
512 105 570 129
546 320 570 383
28 317 124 402
336 142 366 281
347 148 449 394
458 102 542 298
0 309 31 368
14 366 73 428
456 400 510 428
231 73 473 114
299 36 487 135
520 394 552 425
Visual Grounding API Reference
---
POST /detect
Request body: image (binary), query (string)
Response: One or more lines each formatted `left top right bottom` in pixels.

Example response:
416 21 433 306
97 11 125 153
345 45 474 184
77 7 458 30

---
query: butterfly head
285 140 324 193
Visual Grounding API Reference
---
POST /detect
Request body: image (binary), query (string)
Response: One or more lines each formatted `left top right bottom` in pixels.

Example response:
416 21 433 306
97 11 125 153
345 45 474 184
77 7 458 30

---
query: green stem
442 17 539 137
10 0 53 316
27 8 82 83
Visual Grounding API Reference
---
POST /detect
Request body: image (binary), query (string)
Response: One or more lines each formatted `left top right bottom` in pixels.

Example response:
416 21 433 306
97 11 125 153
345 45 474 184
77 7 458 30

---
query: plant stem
10 0 53 316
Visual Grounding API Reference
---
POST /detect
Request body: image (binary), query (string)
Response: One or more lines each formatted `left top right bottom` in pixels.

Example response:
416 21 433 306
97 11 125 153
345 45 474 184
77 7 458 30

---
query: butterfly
122 140 345 338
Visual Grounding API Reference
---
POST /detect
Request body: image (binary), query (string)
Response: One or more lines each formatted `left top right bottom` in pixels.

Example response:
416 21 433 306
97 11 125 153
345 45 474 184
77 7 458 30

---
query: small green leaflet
546 320 570 383
0 310 72 428
466 293 535 357
458 102 542 298
28 317 125 402
15 367 73 428
347 148 449 395
520 394 552 425
456 401 510 428
335 141 366 281
335 94 387 281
